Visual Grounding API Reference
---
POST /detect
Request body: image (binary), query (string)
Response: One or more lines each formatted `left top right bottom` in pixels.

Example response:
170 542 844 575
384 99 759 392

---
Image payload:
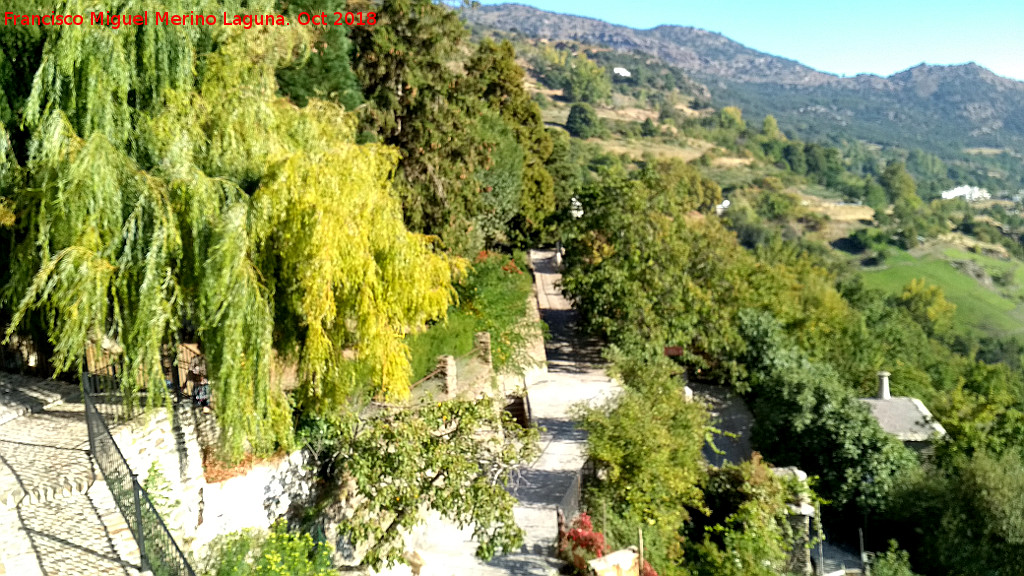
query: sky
476 0 1024 81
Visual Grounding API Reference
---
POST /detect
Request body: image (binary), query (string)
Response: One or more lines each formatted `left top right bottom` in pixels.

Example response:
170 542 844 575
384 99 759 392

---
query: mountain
464 4 1024 158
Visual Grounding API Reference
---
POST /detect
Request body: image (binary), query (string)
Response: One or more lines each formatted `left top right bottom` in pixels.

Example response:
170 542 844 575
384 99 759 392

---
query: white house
941 185 991 202
612 67 631 78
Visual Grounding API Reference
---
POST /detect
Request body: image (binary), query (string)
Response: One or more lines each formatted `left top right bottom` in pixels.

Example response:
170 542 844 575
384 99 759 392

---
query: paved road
0 373 140 576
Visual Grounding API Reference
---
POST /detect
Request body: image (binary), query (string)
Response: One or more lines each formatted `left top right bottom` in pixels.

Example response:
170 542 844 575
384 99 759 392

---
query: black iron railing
82 375 197 576
559 469 584 525
557 459 596 526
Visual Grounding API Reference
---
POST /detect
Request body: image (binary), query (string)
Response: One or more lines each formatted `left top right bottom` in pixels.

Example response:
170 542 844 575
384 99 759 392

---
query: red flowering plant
641 559 659 576
558 513 608 573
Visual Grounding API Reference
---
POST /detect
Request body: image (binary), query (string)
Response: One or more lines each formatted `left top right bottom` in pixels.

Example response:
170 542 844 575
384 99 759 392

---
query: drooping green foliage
3 0 455 461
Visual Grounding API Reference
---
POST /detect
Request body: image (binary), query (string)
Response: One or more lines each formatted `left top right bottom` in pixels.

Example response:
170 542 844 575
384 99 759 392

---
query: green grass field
862 247 1024 337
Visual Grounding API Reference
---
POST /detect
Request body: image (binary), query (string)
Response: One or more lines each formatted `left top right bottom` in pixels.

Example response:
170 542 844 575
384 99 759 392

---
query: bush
566 103 601 139
871 541 921 576
558 513 608 573
201 520 335 576
406 250 537 380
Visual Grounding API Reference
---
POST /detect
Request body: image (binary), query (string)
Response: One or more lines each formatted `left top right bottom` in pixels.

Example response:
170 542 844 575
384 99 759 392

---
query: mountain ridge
465 3 1024 158
467 3 1023 87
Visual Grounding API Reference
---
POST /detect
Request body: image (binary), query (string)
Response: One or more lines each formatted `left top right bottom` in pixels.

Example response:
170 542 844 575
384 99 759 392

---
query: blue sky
476 1 1024 81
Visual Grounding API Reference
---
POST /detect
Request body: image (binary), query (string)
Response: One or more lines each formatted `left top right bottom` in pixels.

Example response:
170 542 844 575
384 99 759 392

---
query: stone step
0 473 94 510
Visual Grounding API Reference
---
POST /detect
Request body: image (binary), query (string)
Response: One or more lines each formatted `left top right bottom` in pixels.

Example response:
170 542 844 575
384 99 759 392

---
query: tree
3 0 455 461
562 168 764 382
640 118 659 137
347 0 493 253
562 53 612 104
761 115 782 140
466 39 555 242
684 457 800 576
566 103 601 139
865 178 889 218
541 129 586 236
473 112 525 243
718 106 746 132
898 279 956 337
276 0 363 110
304 397 539 568
738 310 920 515
881 161 918 203
889 450 1024 575
579 349 709 574
782 142 807 175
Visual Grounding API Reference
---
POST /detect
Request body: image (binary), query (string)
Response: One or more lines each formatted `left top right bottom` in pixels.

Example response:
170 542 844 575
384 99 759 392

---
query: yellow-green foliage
6 1 454 460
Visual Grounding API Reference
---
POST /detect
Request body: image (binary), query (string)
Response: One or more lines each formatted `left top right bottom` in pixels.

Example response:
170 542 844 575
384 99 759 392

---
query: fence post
81 373 93 458
132 474 149 571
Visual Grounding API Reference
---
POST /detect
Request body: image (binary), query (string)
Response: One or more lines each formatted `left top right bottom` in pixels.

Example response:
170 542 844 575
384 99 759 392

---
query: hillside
465 4 1024 166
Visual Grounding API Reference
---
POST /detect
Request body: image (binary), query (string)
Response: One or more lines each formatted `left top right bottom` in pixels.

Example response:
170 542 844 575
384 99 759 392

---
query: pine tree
275 0 363 110
466 39 555 242
347 0 492 254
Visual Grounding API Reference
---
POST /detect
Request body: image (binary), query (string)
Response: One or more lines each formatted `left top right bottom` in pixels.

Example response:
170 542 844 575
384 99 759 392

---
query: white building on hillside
612 67 631 78
941 185 991 202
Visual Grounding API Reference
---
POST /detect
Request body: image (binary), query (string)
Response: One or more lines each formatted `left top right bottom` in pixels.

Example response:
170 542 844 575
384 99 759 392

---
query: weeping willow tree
2 0 455 460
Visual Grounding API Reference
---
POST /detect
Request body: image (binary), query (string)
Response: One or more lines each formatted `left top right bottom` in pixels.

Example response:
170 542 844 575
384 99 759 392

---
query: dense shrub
201 520 335 576
406 250 537 381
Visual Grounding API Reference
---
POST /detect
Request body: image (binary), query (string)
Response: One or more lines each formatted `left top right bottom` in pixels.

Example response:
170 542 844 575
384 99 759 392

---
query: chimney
877 371 891 399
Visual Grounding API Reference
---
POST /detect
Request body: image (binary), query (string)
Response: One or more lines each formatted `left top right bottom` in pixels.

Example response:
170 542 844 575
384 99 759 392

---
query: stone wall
106 403 313 558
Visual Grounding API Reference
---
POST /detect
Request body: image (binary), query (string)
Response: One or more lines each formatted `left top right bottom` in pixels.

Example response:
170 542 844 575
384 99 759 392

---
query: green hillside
862 247 1024 337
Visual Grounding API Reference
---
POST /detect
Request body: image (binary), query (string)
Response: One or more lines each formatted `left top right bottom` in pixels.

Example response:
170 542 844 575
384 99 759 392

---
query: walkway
511 248 619 552
0 372 140 576
372 248 619 576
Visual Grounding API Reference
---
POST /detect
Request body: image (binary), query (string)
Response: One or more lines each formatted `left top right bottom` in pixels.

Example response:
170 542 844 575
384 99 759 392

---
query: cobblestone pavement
0 373 80 426
0 373 141 575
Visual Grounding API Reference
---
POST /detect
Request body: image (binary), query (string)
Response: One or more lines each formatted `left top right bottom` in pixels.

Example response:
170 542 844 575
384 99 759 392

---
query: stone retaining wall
106 403 313 557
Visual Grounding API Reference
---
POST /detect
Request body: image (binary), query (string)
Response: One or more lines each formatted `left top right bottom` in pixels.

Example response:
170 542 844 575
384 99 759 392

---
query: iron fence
82 371 144 425
82 375 197 576
559 468 584 525
558 459 596 526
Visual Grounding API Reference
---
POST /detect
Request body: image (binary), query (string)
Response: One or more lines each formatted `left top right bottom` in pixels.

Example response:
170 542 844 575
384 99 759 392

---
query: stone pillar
474 332 493 368
437 355 457 399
